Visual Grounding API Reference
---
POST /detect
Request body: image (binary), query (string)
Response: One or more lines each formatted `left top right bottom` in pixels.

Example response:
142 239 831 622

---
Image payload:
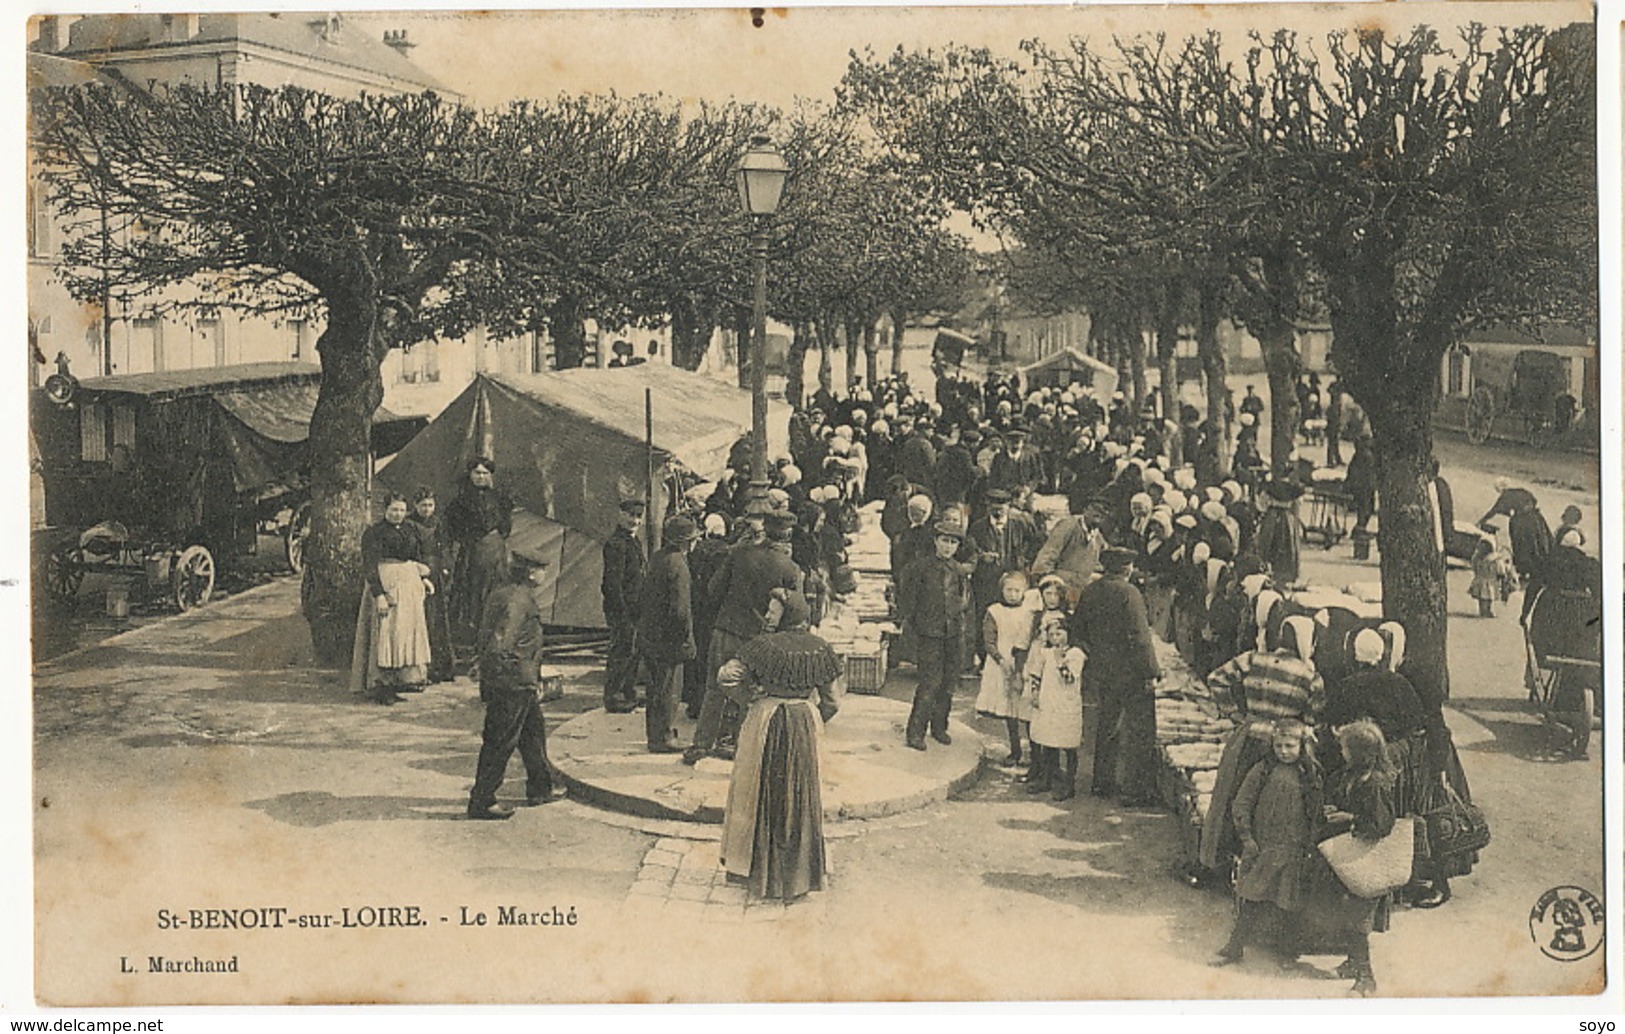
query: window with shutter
81 405 108 462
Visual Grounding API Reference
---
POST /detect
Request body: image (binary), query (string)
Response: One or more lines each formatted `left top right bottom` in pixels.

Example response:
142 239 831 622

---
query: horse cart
33 362 423 612
1439 328 1597 448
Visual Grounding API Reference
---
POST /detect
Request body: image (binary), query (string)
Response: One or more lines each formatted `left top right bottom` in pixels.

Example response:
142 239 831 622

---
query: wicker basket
844 644 889 695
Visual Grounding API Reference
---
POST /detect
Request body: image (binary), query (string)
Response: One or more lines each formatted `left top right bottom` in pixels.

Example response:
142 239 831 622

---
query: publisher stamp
1529 885 1604 962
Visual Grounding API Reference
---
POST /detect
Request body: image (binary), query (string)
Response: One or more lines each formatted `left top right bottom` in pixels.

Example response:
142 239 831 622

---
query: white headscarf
1241 574 1269 601
1378 621 1407 672
1254 589 1283 652
1353 628 1385 666
1281 615 1317 666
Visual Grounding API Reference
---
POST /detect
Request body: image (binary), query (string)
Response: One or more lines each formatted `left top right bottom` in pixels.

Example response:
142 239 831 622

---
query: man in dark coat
897 417 938 489
987 425 1045 502
1070 546 1162 804
1325 380 1345 467
897 520 972 751
932 424 980 518
685 513 803 763
467 552 559 820
684 513 733 719
600 499 647 714
639 516 699 752
965 488 1040 666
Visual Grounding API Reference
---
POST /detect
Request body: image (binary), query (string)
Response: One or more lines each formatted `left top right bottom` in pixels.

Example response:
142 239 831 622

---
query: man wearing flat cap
640 516 699 752
932 423 980 521
988 423 1044 503
468 550 560 820
896 519 972 751
601 499 647 714
1070 545 1162 805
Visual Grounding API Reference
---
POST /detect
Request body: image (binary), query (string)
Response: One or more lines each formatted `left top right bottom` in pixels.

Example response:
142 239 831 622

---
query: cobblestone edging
618 837 820 923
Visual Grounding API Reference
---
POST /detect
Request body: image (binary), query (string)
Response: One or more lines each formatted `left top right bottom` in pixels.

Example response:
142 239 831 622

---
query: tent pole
646 387 658 553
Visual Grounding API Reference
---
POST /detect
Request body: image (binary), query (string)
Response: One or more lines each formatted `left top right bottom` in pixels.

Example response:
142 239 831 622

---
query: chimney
312 13 343 44
160 13 201 43
383 29 416 55
35 15 67 53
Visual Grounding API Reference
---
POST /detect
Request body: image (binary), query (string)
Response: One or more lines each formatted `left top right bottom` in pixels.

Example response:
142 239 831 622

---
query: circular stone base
550 694 985 824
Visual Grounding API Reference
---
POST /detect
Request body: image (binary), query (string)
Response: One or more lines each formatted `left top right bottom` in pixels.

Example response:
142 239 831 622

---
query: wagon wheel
45 542 84 599
284 503 312 575
1465 386 1495 445
171 545 215 611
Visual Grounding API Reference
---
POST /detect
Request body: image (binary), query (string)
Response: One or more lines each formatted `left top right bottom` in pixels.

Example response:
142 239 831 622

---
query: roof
57 13 448 95
1462 324 1595 350
77 362 321 401
26 52 110 90
1019 347 1118 377
74 361 414 430
483 365 790 471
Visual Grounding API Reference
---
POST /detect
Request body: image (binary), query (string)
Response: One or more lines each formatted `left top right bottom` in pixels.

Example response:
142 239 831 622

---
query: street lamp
734 134 788 492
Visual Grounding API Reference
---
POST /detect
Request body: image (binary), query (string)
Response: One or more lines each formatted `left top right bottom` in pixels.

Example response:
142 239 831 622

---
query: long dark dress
409 511 456 682
444 484 514 642
718 630 842 901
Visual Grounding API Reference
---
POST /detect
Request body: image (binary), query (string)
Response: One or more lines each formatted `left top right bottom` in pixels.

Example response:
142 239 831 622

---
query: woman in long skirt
719 592 842 901
444 457 513 647
350 494 434 704
408 487 456 683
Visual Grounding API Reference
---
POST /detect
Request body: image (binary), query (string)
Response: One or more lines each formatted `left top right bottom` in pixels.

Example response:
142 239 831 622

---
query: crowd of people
339 359 1598 980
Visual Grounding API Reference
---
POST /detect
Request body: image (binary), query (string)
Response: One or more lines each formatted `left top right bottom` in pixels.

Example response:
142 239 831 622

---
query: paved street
28 349 1602 1005
32 413 1603 1004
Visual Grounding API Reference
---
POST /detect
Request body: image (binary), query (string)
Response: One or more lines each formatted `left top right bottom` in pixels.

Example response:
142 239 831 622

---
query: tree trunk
669 303 712 372
302 293 384 668
1127 324 1147 415
843 317 861 390
815 317 833 395
549 298 587 370
786 321 810 410
1155 291 1180 422
1197 280 1231 478
733 307 752 390
1257 319 1301 476
862 318 880 390
1330 247 1451 703
890 306 907 376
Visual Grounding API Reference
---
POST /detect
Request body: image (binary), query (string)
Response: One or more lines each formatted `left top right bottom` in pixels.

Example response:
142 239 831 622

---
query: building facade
28 14 705 420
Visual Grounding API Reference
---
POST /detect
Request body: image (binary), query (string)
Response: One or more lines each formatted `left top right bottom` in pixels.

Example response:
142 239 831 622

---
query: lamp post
733 134 788 494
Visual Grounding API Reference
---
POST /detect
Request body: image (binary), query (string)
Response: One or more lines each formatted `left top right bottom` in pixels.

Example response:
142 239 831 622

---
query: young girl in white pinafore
974 572 1039 765
1024 615 1087 801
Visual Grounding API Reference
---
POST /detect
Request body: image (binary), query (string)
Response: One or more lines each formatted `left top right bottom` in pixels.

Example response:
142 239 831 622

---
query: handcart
1301 476 1352 550
1523 601 1602 759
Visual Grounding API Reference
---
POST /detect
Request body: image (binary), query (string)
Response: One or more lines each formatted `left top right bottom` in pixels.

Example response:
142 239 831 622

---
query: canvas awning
1018 348 1120 401
377 366 790 627
213 382 417 444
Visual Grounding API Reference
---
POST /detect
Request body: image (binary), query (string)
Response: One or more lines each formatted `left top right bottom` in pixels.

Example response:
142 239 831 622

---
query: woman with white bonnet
1371 621 1479 908
1199 614 1325 875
